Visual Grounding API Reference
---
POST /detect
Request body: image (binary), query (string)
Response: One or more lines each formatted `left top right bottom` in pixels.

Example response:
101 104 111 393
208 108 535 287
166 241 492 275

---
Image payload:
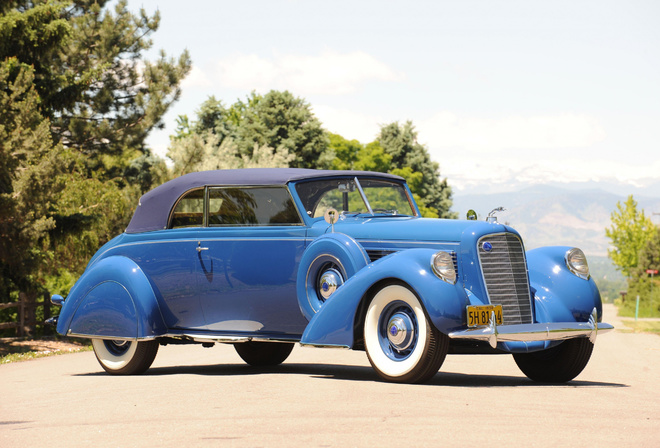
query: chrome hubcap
318 268 343 300
386 312 415 351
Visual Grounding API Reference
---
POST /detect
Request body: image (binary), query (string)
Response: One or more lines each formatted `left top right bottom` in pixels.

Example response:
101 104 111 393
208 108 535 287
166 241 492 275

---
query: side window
208 187 301 226
169 189 204 228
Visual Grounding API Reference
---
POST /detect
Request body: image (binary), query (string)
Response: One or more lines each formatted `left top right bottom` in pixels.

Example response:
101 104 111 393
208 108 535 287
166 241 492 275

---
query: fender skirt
300 248 467 348
56 256 166 339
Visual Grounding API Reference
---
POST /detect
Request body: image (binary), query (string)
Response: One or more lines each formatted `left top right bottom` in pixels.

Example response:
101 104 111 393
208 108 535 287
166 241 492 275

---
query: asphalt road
1 304 658 448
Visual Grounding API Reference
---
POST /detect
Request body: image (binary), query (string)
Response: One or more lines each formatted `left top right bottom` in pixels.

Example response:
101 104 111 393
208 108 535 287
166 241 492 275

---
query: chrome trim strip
164 333 300 344
299 343 350 349
448 308 614 349
358 239 460 247
67 332 302 344
66 332 143 341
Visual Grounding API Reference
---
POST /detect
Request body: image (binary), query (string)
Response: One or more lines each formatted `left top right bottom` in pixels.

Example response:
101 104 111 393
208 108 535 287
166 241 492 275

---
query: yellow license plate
467 305 503 327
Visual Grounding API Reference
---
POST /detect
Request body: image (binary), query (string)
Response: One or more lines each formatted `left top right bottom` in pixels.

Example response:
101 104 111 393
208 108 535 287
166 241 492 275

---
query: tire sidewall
92 339 139 372
364 284 428 378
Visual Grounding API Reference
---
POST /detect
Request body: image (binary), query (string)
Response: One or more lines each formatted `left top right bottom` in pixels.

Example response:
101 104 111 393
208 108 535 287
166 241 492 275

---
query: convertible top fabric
125 168 403 233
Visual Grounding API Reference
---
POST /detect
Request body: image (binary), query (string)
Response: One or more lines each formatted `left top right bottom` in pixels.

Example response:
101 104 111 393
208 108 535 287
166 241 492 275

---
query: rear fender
300 249 467 348
527 246 603 324
56 256 166 339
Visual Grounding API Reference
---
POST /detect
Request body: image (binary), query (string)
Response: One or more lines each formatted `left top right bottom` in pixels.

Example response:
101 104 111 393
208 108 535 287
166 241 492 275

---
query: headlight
431 251 456 284
565 248 590 280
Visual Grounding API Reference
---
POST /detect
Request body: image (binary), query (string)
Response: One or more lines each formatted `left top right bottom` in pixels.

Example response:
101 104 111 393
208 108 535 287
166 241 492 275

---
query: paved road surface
1 304 658 447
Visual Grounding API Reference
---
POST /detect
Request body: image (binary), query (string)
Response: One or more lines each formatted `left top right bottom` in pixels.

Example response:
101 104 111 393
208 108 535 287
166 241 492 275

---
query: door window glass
208 187 301 226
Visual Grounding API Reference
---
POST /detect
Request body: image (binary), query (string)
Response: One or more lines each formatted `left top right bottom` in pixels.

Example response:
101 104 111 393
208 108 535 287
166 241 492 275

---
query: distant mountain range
451 182 660 258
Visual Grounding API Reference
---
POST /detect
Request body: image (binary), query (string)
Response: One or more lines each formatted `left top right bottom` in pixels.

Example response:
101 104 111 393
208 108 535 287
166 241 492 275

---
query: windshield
295 177 417 218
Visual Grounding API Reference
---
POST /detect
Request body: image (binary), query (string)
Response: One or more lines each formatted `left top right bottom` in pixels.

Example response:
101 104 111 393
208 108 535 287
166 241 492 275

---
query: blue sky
129 0 660 193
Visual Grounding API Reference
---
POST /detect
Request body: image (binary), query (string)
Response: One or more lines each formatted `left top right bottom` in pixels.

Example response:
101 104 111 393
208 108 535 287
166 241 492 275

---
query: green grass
0 346 92 364
0 338 92 365
614 298 660 318
618 320 660 335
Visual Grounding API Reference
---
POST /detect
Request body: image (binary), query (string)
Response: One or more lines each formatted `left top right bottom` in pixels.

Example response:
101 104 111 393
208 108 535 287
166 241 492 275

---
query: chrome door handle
196 246 209 252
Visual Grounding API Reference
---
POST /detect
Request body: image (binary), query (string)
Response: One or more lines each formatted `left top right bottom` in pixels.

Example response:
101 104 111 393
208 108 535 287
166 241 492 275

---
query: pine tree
0 1 190 303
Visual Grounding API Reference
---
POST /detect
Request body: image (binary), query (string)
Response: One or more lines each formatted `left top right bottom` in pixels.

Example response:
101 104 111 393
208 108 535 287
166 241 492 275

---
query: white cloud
181 65 213 89
312 105 384 142
418 112 607 152
212 50 404 95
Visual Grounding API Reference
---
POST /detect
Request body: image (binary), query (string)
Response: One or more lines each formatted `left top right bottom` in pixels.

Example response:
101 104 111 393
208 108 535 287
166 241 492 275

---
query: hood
310 216 520 245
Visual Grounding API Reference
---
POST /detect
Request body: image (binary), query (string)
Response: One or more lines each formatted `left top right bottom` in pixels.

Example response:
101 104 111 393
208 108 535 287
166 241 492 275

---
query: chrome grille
477 233 533 325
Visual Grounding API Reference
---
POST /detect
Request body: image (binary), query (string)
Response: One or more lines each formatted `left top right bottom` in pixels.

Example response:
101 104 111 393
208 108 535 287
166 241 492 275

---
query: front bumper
448 308 613 349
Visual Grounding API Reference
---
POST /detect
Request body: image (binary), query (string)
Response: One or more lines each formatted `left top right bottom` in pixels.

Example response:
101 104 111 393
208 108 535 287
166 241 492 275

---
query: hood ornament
486 207 506 224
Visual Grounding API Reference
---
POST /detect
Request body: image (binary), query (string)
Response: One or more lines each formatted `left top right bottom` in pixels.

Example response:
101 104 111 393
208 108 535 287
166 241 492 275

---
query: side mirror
466 209 477 221
324 208 339 232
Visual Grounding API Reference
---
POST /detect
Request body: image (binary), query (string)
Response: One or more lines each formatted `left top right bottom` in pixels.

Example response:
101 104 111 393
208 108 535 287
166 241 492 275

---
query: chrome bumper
448 308 613 349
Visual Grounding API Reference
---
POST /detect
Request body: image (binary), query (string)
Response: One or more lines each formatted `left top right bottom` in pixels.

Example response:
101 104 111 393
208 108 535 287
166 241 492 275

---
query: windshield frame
293 176 419 220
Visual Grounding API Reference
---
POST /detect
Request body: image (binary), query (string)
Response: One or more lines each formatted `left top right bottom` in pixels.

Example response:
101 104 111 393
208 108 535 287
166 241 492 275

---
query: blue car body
53 168 612 382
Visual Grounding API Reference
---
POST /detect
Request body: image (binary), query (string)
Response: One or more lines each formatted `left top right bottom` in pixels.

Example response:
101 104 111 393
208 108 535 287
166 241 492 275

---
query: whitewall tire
364 283 448 383
91 339 159 375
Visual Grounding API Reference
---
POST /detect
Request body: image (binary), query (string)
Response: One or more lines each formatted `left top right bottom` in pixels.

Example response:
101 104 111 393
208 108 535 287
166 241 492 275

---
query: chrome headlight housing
431 251 456 284
565 248 590 280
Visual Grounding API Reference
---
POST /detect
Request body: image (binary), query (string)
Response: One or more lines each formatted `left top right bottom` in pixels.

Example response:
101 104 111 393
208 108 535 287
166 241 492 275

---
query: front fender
56 256 167 339
527 246 603 324
301 249 467 348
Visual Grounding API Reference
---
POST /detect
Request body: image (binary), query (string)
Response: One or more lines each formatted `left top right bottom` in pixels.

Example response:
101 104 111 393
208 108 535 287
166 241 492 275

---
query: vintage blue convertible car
51 168 612 383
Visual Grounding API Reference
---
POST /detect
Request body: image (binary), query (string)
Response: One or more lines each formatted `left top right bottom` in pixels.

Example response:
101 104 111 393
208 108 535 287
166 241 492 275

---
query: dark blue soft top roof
125 168 404 233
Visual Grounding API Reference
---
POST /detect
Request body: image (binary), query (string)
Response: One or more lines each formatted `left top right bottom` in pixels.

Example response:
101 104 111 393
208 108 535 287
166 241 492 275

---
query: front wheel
513 337 594 383
234 341 295 366
91 339 159 375
364 284 448 383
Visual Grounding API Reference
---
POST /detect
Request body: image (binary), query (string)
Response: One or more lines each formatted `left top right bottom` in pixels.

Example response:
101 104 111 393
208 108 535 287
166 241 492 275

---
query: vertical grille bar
477 233 533 325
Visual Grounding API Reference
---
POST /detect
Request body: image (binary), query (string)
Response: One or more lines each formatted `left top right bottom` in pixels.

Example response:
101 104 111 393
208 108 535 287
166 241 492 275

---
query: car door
195 186 309 336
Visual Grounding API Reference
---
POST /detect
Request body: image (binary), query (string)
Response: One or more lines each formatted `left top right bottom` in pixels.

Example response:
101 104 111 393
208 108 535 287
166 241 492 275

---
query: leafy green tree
191 96 235 144
168 90 331 171
234 90 331 169
634 226 660 276
167 132 293 177
0 60 131 305
622 225 660 317
605 195 656 277
0 60 61 298
2 0 190 165
169 96 455 218
329 133 362 170
0 1 190 307
328 134 393 173
377 121 455 219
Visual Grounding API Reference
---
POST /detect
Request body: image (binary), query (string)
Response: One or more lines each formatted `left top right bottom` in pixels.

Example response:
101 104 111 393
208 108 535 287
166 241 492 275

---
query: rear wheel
364 284 448 383
513 338 594 383
91 339 159 375
234 341 294 366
